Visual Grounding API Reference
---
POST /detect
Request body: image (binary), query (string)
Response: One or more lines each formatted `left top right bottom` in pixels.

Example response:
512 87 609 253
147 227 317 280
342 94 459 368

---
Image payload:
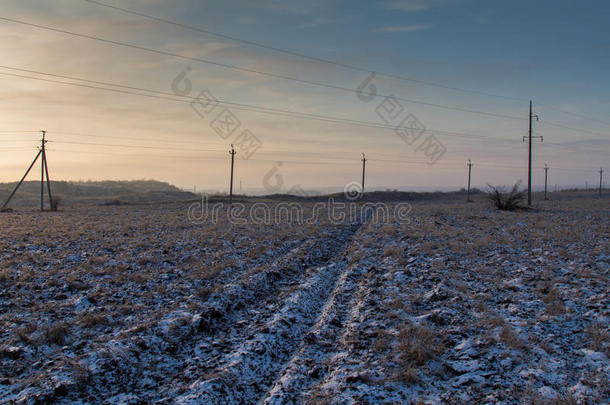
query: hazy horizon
1 0 608 194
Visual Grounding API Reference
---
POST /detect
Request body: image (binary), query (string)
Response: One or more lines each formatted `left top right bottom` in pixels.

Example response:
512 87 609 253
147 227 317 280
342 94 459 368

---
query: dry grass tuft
88 255 107 266
397 365 419 384
587 323 610 356
305 387 331 405
398 323 443 367
14 323 37 343
0 268 10 283
197 287 214 301
383 244 402 258
44 322 69 346
71 361 91 387
545 300 567 316
522 383 578 405
79 312 109 328
473 299 488 313
500 324 526 351
372 329 392 353
539 285 568 316
66 276 89 291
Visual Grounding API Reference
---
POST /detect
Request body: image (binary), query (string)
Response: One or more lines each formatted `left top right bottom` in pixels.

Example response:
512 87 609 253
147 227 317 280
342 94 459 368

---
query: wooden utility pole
1 130 53 212
523 101 542 205
40 131 53 211
466 159 473 202
41 133 44 211
229 144 236 205
600 168 604 197
544 164 549 200
361 153 366 197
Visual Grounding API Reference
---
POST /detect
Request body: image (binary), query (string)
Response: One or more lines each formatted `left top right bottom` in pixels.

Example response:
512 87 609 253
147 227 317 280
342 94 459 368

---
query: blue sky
0 0 608 192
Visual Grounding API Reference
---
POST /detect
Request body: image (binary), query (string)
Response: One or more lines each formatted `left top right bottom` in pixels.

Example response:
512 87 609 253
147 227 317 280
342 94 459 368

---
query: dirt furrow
48 226 358 403
172 261 346 403
127 223 360 401
260 260 368 405
164 223 366 403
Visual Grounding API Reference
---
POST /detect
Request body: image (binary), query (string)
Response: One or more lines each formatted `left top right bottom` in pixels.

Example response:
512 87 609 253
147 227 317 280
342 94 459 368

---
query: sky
0 0 608 193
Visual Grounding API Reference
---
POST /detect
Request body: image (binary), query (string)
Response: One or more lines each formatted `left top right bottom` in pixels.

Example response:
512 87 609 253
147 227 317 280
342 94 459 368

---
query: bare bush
486 182 526 211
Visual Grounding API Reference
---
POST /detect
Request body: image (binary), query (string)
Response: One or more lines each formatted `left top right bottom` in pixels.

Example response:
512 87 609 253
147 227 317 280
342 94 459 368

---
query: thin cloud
300 17 334 29
385 0 452 12
375 24 431 33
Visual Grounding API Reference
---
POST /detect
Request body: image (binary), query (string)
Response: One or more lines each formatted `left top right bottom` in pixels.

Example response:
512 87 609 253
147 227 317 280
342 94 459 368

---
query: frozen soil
0 193 608 404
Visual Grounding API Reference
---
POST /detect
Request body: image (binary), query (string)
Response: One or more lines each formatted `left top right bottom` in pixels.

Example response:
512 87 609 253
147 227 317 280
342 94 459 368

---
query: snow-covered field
0 193 608 404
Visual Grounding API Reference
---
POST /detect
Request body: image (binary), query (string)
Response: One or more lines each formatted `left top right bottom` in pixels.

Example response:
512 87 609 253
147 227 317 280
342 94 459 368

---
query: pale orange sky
1 0 607 193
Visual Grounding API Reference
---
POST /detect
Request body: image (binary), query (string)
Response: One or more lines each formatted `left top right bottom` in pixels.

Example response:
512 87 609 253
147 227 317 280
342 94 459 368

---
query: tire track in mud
74 226 357 403
299 259 396 403
260 258 370 404
297 231 415 404
166 221 369 404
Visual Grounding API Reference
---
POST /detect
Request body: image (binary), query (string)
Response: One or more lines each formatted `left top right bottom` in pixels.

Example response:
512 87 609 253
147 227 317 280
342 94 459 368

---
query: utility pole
544 164 549 200
466 159 473 202
41 132 45 211
361 153 367 197
1 130 53 212
41 131 53 211
229 144 236 205
600 168 604 197
523 100 542 205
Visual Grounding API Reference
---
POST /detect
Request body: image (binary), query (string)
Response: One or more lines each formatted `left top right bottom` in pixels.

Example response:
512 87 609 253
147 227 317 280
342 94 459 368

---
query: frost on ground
0 193 608 404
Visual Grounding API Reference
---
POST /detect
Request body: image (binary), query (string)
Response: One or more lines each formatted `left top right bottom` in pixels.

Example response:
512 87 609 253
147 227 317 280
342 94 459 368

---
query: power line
536 103 610 127
18 142 602 174
0 16 524 121
539 120 608 138
0 147 37 151
0 66 431 131
0 130 524 162
81 0 526 103
50 140 226 153
43 147 230 160
0 68 521 141
2 65 606 145
0 139 44 143
83 0 610 127
47 130 228 147
46 142 438 165
549 167 600 173
0 70 413 132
